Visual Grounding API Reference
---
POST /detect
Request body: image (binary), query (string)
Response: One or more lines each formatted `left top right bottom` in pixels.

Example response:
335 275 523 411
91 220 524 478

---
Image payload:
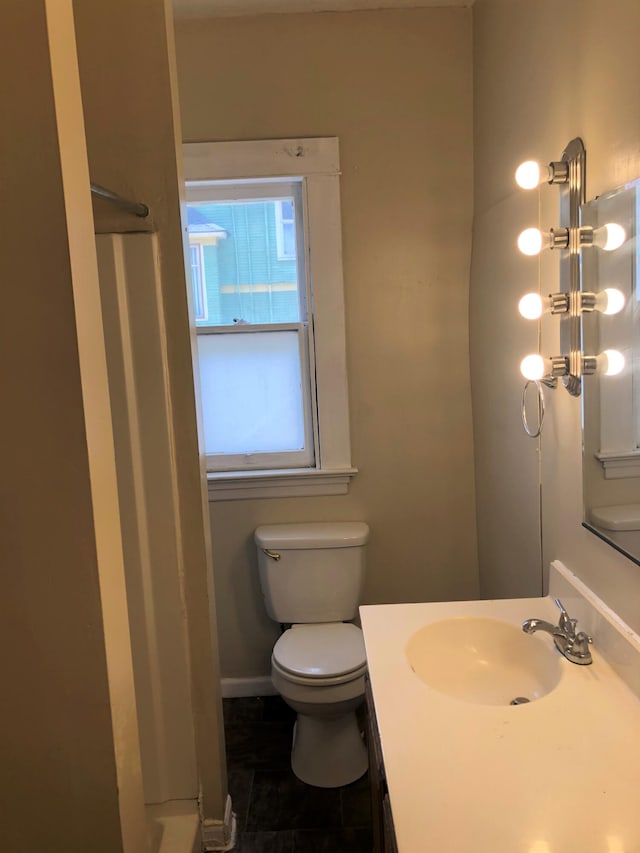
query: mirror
581 177 640 565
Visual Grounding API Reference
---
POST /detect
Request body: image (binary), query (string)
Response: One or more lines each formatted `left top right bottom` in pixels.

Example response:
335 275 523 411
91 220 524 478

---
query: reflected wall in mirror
582 177 640 565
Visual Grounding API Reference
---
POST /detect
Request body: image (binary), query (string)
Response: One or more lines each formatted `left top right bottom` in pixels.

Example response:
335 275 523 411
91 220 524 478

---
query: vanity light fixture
520 354 563 385
579 222 626 251
584 349 626 377
519 354 545 382
516 226 569 256
516 223 625 257
518 287 624 320
515 139 626 409
517 141 628 436
518 292 569 320
519 349 625 383
515 159 569 190
580 287 625 315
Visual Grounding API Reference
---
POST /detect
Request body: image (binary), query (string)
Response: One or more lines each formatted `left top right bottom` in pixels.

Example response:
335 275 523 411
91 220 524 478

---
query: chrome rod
90 182 149 218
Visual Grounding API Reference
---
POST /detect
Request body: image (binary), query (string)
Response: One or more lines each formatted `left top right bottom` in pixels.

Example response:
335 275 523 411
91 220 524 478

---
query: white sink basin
405 616 562 705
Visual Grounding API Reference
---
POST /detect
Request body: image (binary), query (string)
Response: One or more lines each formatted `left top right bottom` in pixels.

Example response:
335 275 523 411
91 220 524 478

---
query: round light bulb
515 160 543 190
601 287 625 315
517 228 544 256
601 349 625 376
602 223 626 251
518 293 544 320
520 354 545 381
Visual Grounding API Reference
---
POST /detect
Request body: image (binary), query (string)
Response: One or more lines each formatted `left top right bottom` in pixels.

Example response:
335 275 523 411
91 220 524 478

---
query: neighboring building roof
187 206 228 236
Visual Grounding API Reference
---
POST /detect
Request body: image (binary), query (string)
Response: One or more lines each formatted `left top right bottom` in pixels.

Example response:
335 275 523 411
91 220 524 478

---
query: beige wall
175 8 479 678
472 0 640 629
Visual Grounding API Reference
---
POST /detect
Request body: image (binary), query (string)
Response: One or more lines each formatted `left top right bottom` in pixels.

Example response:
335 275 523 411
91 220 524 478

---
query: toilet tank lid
255 522 369 549
590 504 640 531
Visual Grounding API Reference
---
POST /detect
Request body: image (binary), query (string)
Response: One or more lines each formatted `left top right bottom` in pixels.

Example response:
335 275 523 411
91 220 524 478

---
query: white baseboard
221 676 277 698
201 795 236 851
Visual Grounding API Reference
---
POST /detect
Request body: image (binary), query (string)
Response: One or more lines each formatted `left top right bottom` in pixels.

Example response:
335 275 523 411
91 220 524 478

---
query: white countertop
360 563 640 853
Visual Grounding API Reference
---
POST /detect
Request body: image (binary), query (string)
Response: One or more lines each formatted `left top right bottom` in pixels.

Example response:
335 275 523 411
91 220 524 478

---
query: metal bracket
558 137 587 397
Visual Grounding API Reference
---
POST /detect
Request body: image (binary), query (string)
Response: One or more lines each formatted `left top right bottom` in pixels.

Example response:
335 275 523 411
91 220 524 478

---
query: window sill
595 450 640 479
206 467 358 501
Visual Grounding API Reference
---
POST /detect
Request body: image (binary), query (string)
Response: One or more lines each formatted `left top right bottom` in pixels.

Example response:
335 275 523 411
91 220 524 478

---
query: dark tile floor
223 696 373 852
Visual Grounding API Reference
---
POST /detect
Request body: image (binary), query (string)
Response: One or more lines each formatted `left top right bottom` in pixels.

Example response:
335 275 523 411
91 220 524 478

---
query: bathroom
3 0 640 851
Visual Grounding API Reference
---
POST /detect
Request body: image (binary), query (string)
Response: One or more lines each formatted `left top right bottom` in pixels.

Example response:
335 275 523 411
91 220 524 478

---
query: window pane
198 330 306 456
187 197 301 327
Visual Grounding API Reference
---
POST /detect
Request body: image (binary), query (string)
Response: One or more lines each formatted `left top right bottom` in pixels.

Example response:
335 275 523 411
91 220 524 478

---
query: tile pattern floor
224 696 373 852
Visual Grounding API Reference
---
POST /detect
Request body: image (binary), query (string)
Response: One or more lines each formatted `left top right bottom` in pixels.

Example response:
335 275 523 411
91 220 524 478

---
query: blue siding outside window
188 200 300 327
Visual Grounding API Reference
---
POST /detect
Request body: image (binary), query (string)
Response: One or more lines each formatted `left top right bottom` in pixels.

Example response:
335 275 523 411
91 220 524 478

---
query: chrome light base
558 137 586 397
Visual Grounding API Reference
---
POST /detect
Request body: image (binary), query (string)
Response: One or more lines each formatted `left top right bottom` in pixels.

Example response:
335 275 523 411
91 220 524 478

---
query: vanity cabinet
365 675 398 853
361 564 640 852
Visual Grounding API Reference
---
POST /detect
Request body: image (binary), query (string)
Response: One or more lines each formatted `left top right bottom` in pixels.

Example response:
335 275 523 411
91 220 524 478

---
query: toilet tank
254 522 369 623
590 505 640 554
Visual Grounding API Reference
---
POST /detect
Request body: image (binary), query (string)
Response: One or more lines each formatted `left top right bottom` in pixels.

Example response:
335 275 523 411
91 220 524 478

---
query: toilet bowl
255 522 370 788
272 623 368 787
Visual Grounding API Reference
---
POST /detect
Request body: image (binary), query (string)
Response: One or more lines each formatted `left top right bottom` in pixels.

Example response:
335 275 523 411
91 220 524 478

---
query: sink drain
510 696 530 705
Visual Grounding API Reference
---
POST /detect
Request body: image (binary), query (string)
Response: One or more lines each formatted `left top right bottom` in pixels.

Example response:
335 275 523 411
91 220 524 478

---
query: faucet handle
554 598 576 635
569 631 593 662
554 597 567 616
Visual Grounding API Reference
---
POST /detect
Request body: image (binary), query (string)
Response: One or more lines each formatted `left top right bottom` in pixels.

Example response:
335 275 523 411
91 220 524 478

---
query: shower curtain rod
90 182 149 218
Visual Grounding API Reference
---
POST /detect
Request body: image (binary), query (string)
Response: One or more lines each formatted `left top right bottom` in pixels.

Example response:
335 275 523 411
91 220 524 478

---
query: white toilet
254 521 370 788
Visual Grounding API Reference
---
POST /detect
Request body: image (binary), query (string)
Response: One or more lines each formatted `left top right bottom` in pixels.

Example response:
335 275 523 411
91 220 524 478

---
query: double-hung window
182 138 355 500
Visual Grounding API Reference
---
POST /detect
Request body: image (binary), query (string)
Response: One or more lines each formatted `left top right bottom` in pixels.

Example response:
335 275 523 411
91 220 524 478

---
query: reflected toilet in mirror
589 504 640 556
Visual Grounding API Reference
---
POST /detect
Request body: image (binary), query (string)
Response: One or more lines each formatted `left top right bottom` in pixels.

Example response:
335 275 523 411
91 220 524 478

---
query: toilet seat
272 657 367 687
272 622 367 685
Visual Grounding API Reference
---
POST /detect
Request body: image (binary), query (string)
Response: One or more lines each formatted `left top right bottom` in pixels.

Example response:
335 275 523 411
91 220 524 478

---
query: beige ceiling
173 0 473 19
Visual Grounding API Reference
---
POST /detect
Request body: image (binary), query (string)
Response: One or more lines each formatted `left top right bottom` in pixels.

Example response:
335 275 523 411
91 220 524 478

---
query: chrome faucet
522 599 593 665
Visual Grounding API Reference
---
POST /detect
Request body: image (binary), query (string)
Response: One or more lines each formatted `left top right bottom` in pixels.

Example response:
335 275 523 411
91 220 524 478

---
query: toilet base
290 711 368 788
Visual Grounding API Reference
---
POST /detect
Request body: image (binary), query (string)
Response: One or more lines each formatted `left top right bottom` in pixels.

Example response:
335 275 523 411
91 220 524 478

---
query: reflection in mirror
581 178 640 565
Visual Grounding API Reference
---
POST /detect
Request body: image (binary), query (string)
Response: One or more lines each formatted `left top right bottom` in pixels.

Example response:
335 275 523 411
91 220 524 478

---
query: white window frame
182 137 356 501
189 242 208 321
275 198 296 260
198 322 315 471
